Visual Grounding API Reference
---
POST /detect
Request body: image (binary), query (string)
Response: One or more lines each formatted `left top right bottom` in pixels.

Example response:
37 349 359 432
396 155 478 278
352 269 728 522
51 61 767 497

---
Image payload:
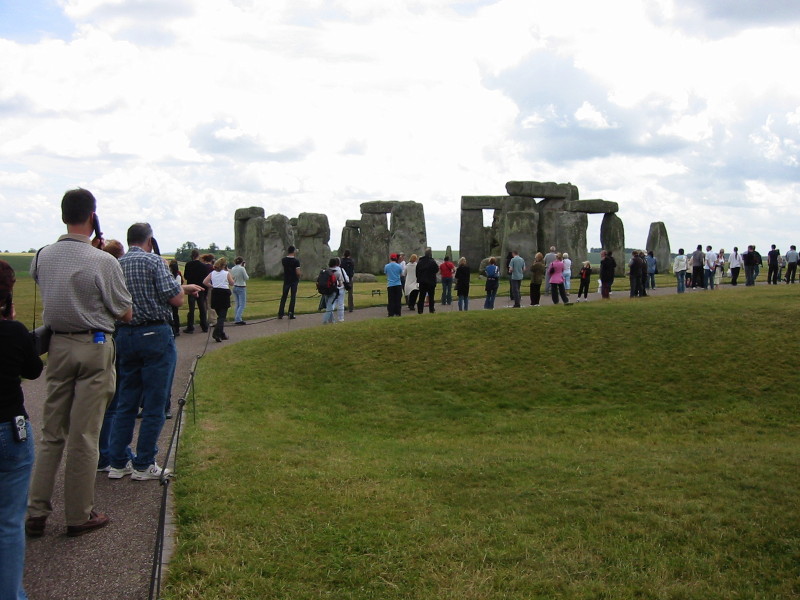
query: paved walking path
21 280 760 599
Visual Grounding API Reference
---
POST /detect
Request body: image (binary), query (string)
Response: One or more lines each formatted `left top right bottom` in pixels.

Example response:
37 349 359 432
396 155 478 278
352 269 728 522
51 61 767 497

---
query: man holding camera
27 189 133 538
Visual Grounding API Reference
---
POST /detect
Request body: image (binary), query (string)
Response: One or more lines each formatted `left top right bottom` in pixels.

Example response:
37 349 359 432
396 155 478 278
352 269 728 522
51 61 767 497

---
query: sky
1 0 798 257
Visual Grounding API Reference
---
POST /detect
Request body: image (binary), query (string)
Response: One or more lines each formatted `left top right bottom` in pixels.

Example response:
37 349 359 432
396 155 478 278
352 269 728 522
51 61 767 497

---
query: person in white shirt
332 257 349 323
672 248 687 293
230 257 249 325
728 247 743 286
784 245 798 284
704 245 717 290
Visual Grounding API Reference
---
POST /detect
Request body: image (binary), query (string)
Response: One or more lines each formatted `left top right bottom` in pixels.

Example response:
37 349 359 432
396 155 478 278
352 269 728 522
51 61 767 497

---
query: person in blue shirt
384 253 404 317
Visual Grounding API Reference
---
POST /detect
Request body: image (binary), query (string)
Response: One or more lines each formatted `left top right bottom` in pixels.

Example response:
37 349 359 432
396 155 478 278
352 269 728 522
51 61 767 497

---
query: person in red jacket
439 255 456 305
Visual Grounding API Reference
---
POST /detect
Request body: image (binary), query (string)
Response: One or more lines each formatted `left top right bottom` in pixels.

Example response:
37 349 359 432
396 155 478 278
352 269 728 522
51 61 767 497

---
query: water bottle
93 331 106 344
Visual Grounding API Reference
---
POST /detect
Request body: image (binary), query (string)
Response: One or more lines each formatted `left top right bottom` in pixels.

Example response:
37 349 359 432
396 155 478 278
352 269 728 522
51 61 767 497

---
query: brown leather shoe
25 515 47 538
66 511 110 537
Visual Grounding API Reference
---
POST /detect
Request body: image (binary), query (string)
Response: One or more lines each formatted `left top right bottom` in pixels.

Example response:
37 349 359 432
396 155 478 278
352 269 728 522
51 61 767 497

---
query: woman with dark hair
454 257 470 311
0 260 43 600
484 257 500 309
168 260 183 337
203 257 234 342
529 252 545 306
599 250 616 299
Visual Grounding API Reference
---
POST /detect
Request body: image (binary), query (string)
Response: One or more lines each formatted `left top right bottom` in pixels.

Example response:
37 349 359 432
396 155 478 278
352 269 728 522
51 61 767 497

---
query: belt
234 285 246 288
120 320 166 328
52 330 111 335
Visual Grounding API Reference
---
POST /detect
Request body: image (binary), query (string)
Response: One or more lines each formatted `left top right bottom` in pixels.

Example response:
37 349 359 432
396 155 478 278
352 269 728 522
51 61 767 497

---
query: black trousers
785 262 797 283
768 264 779 284
730 266 740 285
186 289 208 331
529 283 541 305
578 279 590 298
417 283 436 313
692 266 704 288
387 285 403 316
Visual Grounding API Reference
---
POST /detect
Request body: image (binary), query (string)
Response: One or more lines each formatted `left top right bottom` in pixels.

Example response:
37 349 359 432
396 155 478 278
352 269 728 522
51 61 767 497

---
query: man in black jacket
416 248 439 314
183 249 208 333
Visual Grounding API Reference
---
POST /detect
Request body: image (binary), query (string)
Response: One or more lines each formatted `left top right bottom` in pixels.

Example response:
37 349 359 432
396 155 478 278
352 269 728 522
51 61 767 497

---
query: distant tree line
174 241 235 263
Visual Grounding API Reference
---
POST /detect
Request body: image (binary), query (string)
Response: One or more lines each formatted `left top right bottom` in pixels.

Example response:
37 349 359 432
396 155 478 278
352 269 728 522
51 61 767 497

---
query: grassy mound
167 286 800 599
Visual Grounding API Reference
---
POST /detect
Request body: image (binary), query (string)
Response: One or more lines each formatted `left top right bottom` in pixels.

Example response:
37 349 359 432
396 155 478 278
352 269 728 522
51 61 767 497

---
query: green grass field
165 285 800 599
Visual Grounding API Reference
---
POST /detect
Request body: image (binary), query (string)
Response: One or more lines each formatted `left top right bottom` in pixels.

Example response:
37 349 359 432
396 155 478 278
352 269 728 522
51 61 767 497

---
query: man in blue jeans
108 223 201 481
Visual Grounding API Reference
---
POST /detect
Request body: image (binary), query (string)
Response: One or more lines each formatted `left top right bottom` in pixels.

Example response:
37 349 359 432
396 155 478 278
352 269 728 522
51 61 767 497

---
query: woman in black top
0 260 43 600
454 257 470 311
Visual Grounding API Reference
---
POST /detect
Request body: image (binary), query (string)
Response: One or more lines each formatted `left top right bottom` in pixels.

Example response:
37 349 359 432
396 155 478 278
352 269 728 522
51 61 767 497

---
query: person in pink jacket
548 253 571 305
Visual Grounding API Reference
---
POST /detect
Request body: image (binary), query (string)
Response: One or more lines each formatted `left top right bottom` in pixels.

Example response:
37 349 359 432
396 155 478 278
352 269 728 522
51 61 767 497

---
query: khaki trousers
28 333 116 526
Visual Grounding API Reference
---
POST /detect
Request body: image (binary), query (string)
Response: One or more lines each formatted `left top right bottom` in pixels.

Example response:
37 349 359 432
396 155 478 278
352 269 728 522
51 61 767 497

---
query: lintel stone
361 201 399 214
563 199 618 214
505 181 578 200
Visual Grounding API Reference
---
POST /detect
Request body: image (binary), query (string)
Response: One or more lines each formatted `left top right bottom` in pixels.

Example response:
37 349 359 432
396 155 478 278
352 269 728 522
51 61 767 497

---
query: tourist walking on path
0 260 43 598
767 244 780 285
529 253 545 306
508 250 525 308
630 251 645 297
673 249 687 293
439 255 455 306
548 253 571 305
785 245 798 283
230 256 249 325
743 245 757 286
704 245 716 290
646 251 657 289
384 253 403 317
691 245 705 289
182 249 208 333
169 259 184 336
562 253 572 291
27 189 133 539
484 257 500 309
278 246 301 320
454 257 470 311
204 257 235 342
416 248 439 314
333 257 349 322
728 247 743 285
715 249 725 287
543 247 557 294
600 250 616 299
341 250 356 312
403 254 419 311
577 261 592 301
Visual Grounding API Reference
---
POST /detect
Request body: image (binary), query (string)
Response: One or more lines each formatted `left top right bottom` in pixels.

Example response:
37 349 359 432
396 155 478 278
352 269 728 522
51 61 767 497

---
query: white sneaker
108 461 133 479
131 463 172 481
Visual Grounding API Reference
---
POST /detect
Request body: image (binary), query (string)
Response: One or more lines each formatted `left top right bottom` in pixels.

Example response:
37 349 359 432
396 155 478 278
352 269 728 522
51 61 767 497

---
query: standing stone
646 222 671 274
502 211 539 277
555 212 588 275
338 220 361 260
359 212 390 274
600 213 626 276
389 201 427 259
234 207 266 276
262 214 295 278
459 208 485 275
294 213 331 281
445 245 453 260
536 198 566 253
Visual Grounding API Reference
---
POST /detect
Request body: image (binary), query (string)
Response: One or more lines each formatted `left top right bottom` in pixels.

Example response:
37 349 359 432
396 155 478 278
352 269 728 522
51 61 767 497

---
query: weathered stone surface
294 213 331 281
445 245 453 260
238 216 266 277
234 206 265 221
459 209 486 274
345 219 362 228
338 224 360 260
359 212 390 274
502 210 539 276
352 273 377 283
555 212 588 273
536 199 564 252
646 222 671 274
505 181 579 200
360 201 398 214
600 213 626 276
262 214 295 278
389 201 427 259
564 199 618 214
461 196 507 210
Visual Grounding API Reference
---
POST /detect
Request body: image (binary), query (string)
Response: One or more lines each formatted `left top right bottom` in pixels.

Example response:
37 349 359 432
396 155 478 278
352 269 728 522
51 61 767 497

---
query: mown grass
166 285 800 599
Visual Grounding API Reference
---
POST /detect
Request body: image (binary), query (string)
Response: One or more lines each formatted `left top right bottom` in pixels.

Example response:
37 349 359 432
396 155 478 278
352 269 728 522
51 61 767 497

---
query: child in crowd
578 261 592 301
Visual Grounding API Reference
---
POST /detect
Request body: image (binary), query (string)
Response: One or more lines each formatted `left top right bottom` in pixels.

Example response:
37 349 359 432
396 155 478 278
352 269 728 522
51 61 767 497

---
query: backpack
316 268 338 296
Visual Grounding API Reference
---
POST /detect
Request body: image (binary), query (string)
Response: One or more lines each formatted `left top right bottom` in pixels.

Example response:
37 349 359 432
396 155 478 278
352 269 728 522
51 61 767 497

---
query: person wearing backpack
319 258 342 324
484 257 500 309
332 257 349 322
384 253 403 317
340 249 356 312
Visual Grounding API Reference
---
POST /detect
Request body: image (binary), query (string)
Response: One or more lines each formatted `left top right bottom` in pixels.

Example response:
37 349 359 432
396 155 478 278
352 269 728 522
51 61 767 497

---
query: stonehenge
234 180 665 280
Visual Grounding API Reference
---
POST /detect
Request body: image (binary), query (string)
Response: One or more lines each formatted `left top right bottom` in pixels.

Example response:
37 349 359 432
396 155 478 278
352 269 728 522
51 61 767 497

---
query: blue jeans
109 324 176 471
232 286 246 322
458 294 469 311
676 271 686 293
484 288 497 309
647 273 656 289
0 420 34 600
704 269 715 290
322 293 337 323
440 278 453 305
